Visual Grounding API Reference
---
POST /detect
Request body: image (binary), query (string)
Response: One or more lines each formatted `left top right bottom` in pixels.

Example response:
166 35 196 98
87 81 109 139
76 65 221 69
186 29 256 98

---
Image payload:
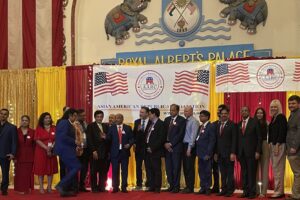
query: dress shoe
171 188 180 193
248 195 257 199
99 189 108 193
2 191 8 196
154 189 161 193
239 193 249 198
163 187 173 192
112 189 119 193
181 188 193 194
92 190 100 193
211 187 220 193
270 194 285 199
146 188 155 192
217 191 227 196
205 189 211 195
121 189 128 193
196 189 206 195
225 192 234 197
79 187 89 192
55 185 76 197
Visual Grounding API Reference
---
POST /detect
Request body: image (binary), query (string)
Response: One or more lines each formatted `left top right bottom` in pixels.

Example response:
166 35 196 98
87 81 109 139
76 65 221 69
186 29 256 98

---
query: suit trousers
78 149 89 188
218 156 235 194
288 155 300 199
198 157 212 190
57 154 81 190
111 154 129 190
147 153 162 190
256 140 270 195
0 158 10 192
182 144 195 191
239 152 258 196
212 158 220 190
90 157 109 191
270 144 286 195
165 151 182 190
135 152 151 187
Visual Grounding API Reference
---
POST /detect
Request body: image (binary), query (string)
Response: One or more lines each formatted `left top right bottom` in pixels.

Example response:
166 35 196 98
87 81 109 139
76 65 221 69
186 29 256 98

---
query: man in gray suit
286 95 300 200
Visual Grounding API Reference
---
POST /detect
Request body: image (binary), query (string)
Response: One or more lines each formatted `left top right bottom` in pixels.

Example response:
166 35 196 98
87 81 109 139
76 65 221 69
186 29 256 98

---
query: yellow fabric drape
0 69 37 185
36 66 67 184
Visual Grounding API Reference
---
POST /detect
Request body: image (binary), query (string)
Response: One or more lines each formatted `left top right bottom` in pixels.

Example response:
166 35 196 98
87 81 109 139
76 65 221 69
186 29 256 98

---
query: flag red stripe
94 83 128 90
173 90 208 96
173 82 208 90
0 0 8 69
94 86 128 94
94 88 128 97
23 0 36 68
173 87 209 93
52 0 63 66
175 70 195 75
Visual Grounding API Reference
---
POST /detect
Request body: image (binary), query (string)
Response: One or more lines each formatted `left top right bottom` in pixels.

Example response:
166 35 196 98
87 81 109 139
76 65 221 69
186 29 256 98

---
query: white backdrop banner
93 63 210 123
216 59 300 92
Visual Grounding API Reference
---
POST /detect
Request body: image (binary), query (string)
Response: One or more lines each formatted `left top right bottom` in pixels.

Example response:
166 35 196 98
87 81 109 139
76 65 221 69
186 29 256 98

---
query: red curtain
0 0 8 69
224 92 286 189
66 65 93 123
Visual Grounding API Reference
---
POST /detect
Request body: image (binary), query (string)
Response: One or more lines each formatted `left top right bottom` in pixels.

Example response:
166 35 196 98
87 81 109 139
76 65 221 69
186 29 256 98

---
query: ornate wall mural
218 0 268 34
105 0 151 45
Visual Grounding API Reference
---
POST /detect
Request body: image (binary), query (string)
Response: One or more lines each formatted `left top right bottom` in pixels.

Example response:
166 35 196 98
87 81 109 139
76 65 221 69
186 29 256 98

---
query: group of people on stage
0 95 300 200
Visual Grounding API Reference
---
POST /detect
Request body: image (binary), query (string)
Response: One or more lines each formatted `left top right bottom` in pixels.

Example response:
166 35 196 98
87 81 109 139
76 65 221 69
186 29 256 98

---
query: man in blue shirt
182 106 199 193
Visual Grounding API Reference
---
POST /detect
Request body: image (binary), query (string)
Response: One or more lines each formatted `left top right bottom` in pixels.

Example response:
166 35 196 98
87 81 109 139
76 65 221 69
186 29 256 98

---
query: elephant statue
219 0 268 34
105 0 151 45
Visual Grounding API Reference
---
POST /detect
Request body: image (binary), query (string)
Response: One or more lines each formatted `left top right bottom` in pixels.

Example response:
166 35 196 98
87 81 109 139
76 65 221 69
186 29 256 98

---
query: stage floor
3 190 287 200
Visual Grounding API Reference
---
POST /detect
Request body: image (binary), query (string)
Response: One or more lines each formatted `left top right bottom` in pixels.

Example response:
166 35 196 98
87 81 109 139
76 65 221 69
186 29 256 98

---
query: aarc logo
135 70 164 100
256 63 285 89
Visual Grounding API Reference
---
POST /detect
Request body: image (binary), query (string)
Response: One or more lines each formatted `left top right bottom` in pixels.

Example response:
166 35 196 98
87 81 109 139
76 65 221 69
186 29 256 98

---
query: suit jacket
107 124 134 159
237 118 262 157
286 108 300 156
211 120 220 154
0 121 18 158
133 118 151 154
164 115 186 153
216 120 237 158
196 122 216 158
87 122 110 159
54 119 76 157
268 114 287 145
147 119 165 158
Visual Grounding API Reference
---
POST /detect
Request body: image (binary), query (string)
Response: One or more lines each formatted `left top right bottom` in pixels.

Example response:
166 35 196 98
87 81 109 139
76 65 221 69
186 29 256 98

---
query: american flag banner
216 63 250 86
172 70 209 96
216 59 300 92
293 62 300 82
94 72 128 97
93 63 210 123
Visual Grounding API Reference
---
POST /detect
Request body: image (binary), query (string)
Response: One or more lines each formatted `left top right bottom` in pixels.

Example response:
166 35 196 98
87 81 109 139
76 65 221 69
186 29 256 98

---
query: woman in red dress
14 115 35 194
33 112 58 194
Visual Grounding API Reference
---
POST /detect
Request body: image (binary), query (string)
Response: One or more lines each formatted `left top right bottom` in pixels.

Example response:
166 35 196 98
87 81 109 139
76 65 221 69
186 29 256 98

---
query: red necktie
220 122 225 136
242 120 246 135
118 126 122 145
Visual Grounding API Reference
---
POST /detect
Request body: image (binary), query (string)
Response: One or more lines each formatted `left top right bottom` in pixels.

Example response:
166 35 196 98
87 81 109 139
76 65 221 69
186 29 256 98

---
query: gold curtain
0 69 37 185
36 67 67 184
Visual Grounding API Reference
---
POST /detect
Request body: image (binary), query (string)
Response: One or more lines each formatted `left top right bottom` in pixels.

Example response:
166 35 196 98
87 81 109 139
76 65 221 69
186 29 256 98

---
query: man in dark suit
54 108 81 197
237 106 262 199
107 114 134 193
286 95 300 200
133 107 151 190
0 108 17 196
87 110 110 193
211 104 227 194
164 104 186 193
145 108 165 193
195 110 216 195
216 106 237 197
108 114 116 127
